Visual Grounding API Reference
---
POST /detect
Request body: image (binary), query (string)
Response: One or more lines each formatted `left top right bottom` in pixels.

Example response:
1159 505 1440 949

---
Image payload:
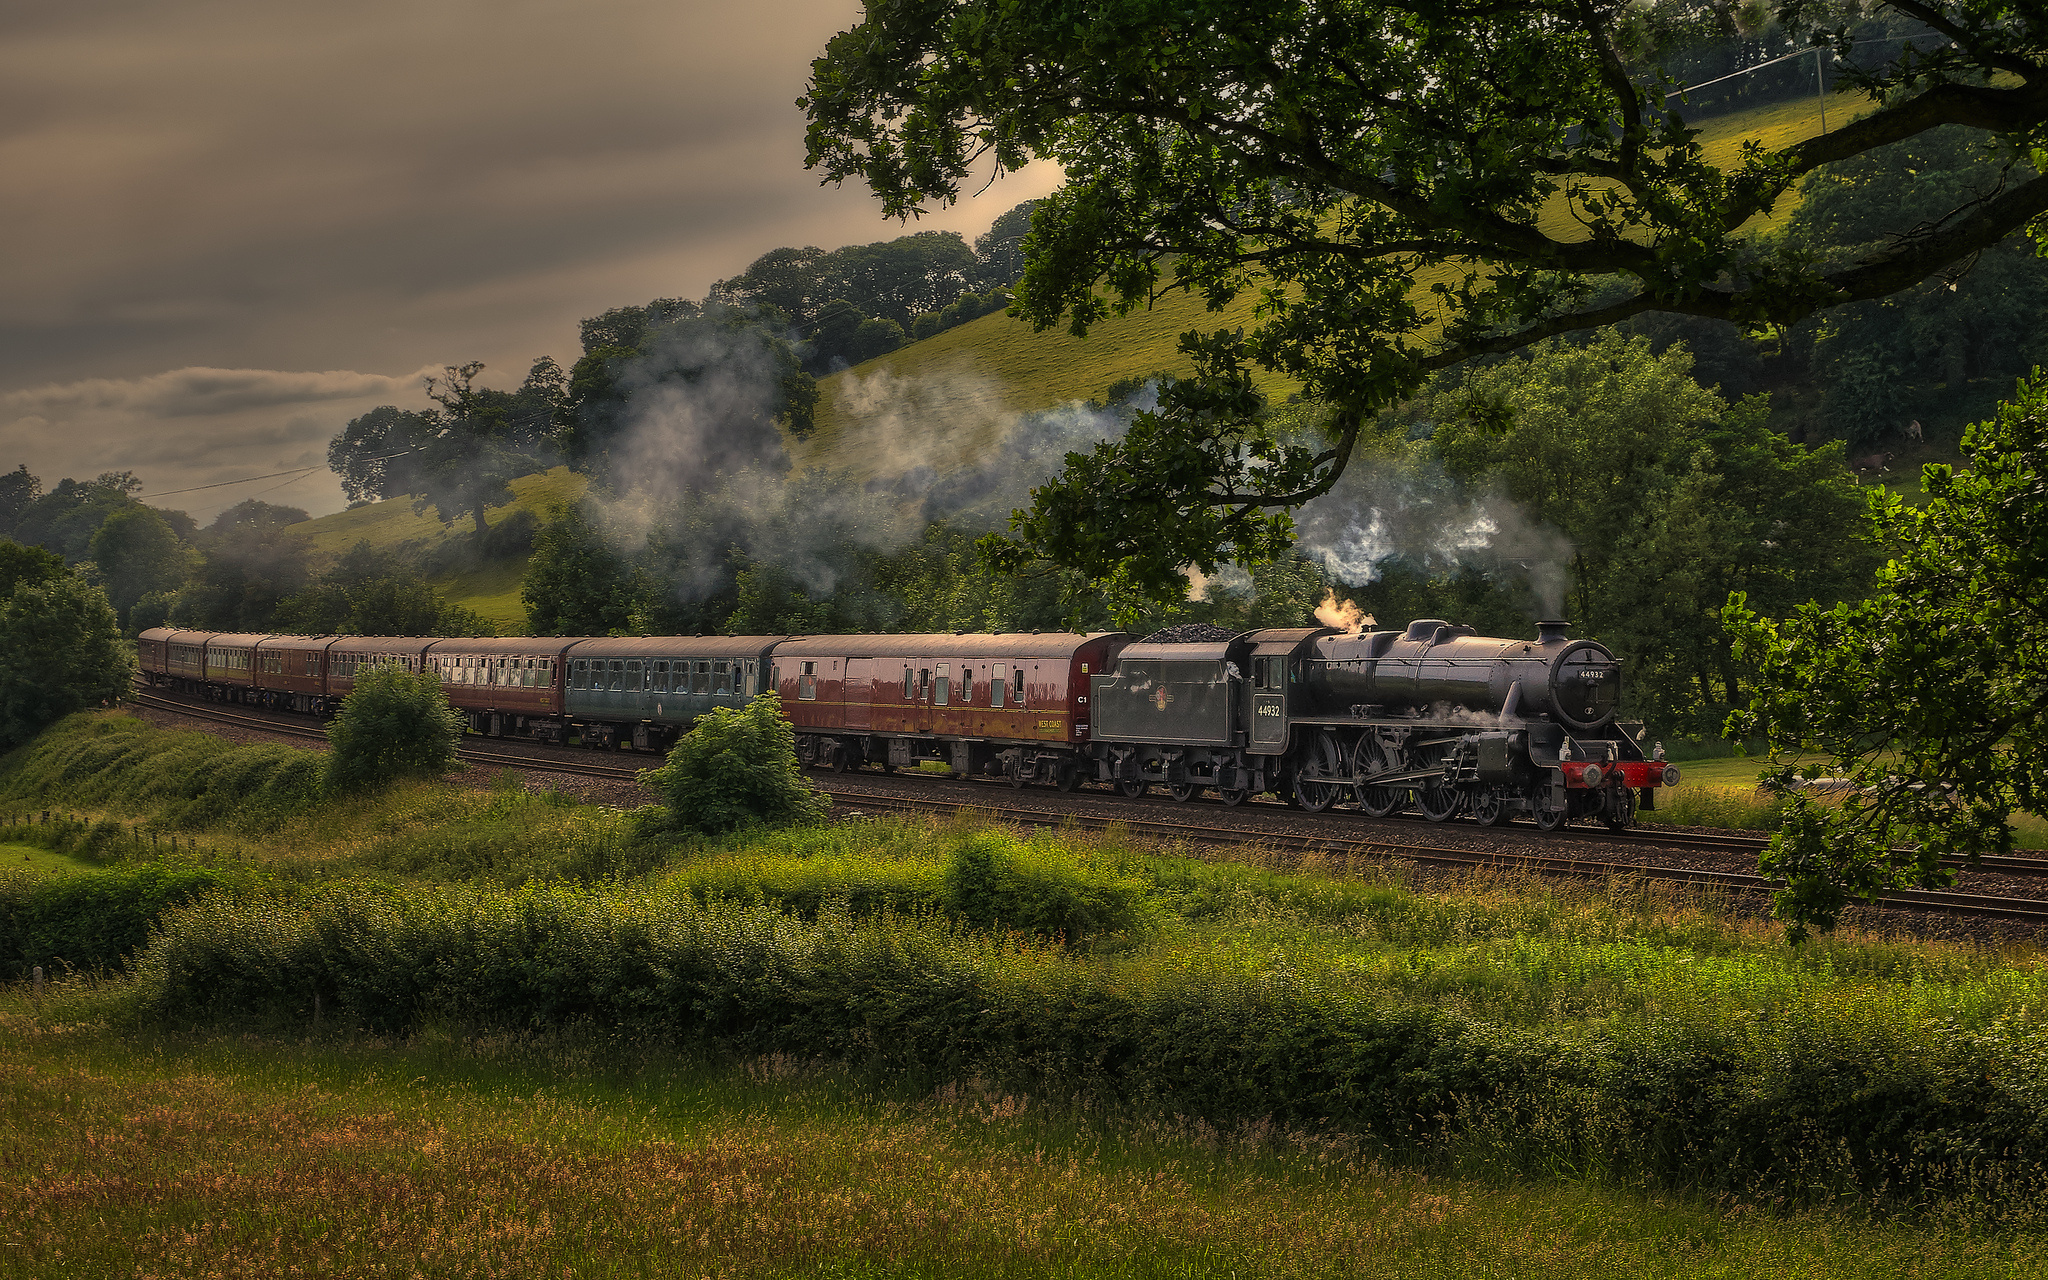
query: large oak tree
803 0 2048 608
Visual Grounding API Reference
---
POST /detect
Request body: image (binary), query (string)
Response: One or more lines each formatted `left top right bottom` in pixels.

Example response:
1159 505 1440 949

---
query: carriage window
625 660 644 693
572 659 588 690
991 663 1007 708
961 667 973 703
903 665 914 698
306 652 318 676
744 659 757 692
934 663 950 707
1015 669 1027 709
691 661 708 694
798 661 817 701
607 659 624 691
650 660 668 693
713 661 730 694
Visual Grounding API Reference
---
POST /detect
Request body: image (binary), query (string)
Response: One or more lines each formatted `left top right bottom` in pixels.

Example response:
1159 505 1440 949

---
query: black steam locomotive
1087 619 1678 829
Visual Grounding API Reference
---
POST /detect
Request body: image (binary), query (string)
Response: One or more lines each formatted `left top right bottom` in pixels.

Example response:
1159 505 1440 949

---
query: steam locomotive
137 618 1676 830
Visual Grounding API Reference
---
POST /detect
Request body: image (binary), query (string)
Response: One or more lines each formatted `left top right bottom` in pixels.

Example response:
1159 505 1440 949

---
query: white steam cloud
1294 444 1573 619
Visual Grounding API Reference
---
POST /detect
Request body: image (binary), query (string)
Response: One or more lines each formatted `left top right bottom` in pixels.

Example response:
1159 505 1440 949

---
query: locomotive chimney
1536 620 1570 645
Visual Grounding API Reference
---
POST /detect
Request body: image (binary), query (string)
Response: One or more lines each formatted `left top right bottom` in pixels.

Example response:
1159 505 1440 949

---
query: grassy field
4 1024 2043 1280
6 711 2048 1273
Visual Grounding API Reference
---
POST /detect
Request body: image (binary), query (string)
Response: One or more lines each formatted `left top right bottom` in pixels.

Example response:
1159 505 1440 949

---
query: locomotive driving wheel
1353 735 1405 819
1534 804 1567 832
1293 732 1347 813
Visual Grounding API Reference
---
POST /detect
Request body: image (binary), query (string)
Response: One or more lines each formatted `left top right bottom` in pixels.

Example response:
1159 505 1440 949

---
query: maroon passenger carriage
774 632 1134 786
425 637 578 743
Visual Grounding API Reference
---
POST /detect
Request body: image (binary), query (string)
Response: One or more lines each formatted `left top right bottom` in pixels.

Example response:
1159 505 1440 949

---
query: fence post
31 965 43 1014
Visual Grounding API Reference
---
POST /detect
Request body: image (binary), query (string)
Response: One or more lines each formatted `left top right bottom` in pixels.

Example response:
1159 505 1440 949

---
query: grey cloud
0 366 439 419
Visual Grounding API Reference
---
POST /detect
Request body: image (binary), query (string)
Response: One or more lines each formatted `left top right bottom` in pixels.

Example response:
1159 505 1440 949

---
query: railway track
125 687 2048 926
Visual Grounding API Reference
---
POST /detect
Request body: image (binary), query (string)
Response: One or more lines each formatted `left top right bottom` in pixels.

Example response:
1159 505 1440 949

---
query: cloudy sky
0 0 1059 521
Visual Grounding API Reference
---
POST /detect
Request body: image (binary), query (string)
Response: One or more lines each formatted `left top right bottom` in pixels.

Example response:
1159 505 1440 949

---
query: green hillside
803 87 1854 470
286 467 587 634
286 89 1855 632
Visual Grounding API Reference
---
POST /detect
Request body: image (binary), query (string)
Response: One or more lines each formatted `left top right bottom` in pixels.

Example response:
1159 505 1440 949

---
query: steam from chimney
1314 589 1373 635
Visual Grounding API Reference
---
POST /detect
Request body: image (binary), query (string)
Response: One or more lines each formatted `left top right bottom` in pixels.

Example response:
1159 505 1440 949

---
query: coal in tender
1139 623 1242 644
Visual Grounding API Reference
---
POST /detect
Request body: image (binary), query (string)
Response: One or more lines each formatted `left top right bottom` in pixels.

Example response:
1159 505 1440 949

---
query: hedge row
0 862 230 978
130 880 2048 1203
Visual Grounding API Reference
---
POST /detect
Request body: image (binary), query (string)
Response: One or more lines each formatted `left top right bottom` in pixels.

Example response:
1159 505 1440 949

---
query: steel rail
125 687 2048 913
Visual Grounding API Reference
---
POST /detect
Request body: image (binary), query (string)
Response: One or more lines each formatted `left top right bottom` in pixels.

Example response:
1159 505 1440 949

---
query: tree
173 500 312 631
1724 371 2048 939
11 472 146 563
324 664 466 794
87 505 191 628
636 692 828 835
0 465 39 538
0 570 131 749
0 540 64 597
974 200 1039 288
520 505 640 636
804 0 2048 609
1414 333 1872 732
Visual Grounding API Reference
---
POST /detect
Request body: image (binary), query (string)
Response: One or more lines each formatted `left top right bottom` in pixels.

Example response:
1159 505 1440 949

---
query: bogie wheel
1055 767 1082 793
1168 783 1204 803
832 744 852 773
1118 780 1149 798
1217 787 1250 807
1534 805 1567 833
1007 760 1029 788
1419 785 1461 823
1472 790 1510 826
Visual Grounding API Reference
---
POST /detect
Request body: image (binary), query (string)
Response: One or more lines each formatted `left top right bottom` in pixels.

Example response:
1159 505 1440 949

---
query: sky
0 0 1061 522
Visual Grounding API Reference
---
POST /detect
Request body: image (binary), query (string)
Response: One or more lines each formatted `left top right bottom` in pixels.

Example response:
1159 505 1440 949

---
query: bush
0 862 230 978
325 666 465 795
637 692 827 835
0 571 131 750
943 830 1154 941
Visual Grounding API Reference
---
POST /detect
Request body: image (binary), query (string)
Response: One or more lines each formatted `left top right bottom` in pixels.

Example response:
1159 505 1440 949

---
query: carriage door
843 658 873 730
1252 656 1287 749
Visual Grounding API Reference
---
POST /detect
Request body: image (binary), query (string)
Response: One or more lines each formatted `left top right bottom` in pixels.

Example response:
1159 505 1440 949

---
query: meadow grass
2 1020 2044 1280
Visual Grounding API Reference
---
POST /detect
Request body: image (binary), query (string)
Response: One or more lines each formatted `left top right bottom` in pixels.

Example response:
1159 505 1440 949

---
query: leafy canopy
804 0 2048 609
1724 371 2048 939
324 665 466 795
0 568 131 750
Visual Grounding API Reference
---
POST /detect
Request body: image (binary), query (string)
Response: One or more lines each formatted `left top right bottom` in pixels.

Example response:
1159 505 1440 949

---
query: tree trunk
472 505 489 538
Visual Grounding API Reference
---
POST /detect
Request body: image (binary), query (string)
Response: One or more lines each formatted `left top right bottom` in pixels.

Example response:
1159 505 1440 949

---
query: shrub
638 692 827 836
0 571 131 750
943 830 1155 941
325 666 465 795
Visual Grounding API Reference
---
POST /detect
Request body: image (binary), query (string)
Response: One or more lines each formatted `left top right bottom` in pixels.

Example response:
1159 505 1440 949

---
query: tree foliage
520 505 639 636
804 0 2048 608
637 692 829 836
1724 371 2048 939
324 665 466 795
327 362 559 537
0 567 131 750
271 541 494 638
170 500 313 632
87 505 191 628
